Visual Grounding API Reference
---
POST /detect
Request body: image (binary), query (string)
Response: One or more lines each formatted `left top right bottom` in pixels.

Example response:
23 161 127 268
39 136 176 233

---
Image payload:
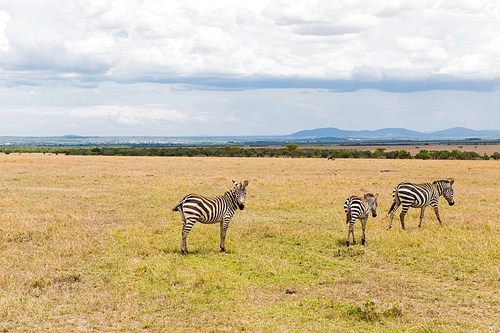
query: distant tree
394 149 411 159
451 150 462 160
286 144 299 158
438 150 451 160
429 150 440 159
491 152 500 160
415 150 432 160
374 148 386 158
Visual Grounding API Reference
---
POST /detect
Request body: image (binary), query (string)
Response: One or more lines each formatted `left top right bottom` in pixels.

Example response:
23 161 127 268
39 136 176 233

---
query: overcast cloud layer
1 0 500 136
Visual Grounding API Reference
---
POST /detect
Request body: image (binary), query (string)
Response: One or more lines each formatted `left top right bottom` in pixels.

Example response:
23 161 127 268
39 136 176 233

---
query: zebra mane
224 187 237 197
432 179 454 186
223 183 243 201
364 193 375 199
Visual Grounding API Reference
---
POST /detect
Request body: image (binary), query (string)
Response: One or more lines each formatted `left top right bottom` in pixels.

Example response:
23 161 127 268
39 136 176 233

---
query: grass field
307 143 500 156
0 154 499 332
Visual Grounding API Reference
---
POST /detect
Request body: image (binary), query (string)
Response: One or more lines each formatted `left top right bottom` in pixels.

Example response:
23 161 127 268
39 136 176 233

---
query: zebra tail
388 201 396 214
172 195 190 212
388 190 398 214
346 201 351 224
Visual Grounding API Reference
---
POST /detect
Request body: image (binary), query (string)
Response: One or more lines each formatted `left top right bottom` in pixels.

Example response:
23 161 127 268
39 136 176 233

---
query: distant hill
429 127 500 139
288 127 500 140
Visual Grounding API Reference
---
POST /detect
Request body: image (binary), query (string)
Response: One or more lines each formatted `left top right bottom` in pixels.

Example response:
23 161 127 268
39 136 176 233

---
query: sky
1 0 500 137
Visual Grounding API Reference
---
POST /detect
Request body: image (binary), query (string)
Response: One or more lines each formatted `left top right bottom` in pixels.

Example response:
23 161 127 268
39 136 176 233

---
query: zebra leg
347 221 355 247
418 206 427 228
181 218 196 255
346 223 350 247
432 204 443 227
399 206 409 230
388 202 400 230
220 219 230 252
351 221 357 245
361 218 367 245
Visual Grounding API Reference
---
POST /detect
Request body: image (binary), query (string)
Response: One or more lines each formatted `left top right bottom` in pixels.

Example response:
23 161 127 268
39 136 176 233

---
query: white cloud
0 9 9 52
67 105 189 122
65 37 116 55
2 1 500 137
1 0 500 86
0 104 189 122
437 53 491 78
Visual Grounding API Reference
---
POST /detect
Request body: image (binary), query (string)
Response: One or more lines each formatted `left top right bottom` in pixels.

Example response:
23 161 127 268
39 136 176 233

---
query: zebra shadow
335 238 348 246
335 237 366 247
334 237 371 248
172 248 233 256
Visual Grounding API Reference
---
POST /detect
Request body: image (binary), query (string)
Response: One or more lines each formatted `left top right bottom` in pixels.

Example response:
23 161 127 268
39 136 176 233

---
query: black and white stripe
388 179 455 230
343 193 379 246
172 180 249 255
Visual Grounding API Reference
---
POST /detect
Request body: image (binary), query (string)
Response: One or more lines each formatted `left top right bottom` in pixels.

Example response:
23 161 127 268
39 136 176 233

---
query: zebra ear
375 193 379 199
243 180 249 187
449 179 454 185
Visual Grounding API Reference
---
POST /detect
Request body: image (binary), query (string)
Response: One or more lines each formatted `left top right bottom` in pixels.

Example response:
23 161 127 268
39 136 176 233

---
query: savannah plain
305 143 500 156
0 154 499 332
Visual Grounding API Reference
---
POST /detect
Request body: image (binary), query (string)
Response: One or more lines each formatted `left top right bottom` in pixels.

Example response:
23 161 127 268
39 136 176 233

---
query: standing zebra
343 193 379 247
172 180 249 255
388 179 455 230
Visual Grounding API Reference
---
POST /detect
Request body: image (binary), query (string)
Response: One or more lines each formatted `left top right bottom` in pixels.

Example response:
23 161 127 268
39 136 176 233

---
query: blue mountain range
287 127 500 140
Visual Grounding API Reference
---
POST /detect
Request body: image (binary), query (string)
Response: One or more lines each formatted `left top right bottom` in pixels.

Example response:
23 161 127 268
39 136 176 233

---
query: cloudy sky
1 0 500 137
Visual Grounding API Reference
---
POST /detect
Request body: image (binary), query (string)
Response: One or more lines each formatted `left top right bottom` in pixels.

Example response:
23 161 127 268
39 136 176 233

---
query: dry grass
304 143 500 155
0 154 499 332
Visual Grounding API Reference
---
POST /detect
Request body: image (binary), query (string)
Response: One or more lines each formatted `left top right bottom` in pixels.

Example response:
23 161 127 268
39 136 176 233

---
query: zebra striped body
172 180 248 255
388 179 455 230
343 193 378 246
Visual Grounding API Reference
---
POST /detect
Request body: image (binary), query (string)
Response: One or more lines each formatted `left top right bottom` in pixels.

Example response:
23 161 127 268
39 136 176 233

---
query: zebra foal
388 179 455 230
343 193 379 247
172 180 249 255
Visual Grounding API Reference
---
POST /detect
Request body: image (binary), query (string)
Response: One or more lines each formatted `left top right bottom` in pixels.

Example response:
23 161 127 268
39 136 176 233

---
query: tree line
2 145 500 160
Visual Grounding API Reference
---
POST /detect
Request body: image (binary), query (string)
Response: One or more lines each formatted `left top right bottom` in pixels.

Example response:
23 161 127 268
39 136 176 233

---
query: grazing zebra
172 180 249 255
388 179 455 230
343 193 379 247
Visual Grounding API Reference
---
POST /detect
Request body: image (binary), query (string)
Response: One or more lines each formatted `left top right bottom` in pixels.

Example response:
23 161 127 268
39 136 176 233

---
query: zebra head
434 179 455 206
364 193 379 218
232 180 249 210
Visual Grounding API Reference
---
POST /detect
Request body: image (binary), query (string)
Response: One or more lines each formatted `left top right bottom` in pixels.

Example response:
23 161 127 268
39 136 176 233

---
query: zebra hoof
181 251 188 256
362 239 365 245
220 247 227 253
346 241 349 247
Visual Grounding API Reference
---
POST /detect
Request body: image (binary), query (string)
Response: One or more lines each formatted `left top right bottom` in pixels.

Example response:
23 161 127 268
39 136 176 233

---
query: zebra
343 193 379 247
172 180 249 255
387 179 455 230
